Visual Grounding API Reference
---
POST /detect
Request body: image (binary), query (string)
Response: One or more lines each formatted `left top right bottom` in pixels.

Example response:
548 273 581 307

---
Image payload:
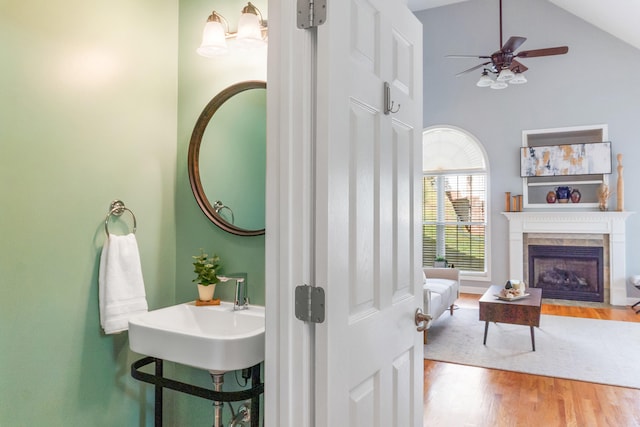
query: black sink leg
155 358 163 427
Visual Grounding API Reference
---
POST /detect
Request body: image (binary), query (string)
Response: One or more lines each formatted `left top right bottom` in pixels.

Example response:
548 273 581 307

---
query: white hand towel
99 233 148 334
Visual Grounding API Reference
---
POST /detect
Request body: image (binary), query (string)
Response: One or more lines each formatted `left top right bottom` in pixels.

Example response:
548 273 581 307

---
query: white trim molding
502 211 634 306
265 0 315 425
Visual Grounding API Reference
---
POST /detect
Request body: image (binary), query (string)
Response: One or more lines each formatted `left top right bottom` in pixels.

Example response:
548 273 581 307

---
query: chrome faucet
218 274 249 310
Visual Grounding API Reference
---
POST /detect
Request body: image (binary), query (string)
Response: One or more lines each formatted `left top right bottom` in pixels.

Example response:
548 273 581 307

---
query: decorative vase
570 189 581 203
555 186 571 203
597 183 610 211
546 191 557 204
197 284 216 302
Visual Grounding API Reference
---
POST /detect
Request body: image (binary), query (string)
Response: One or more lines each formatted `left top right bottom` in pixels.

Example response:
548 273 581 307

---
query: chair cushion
423 278 457 322
427 291 442 313
424 278 457 304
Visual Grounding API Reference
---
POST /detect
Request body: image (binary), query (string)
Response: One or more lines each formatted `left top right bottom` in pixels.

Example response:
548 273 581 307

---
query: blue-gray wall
415 0 640 297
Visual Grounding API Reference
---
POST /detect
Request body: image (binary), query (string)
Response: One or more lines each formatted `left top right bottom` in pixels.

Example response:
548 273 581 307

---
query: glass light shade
509 73 527 84
476 73 494 87
236 12 266 48
197 20 228 57
490 81 508 89
496 68 515 81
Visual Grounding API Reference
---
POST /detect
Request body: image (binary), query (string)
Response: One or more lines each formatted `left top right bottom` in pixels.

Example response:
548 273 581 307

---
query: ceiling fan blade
455 62 491 77
502 36 526 53
510 59 528 73
516 46 569 58
446 55 492 59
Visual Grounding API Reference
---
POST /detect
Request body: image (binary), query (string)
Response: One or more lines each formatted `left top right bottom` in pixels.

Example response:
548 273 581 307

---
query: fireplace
502 211 632 306
528 245 604 302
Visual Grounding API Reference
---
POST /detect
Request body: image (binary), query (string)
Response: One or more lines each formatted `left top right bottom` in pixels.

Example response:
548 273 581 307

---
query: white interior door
265 1 423 425
314 1 423 426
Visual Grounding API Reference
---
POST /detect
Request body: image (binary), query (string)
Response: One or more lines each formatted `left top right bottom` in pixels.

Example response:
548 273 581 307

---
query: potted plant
434 255 448 268
192 249 222 301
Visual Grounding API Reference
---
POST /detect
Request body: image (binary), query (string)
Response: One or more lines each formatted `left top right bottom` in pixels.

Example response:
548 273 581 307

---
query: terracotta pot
197 284 216 301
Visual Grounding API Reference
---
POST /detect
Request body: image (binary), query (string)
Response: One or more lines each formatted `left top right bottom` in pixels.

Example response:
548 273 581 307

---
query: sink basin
128 302 265 372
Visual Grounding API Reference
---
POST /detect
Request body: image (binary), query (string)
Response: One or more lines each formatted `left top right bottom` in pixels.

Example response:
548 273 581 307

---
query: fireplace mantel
502 211 634 305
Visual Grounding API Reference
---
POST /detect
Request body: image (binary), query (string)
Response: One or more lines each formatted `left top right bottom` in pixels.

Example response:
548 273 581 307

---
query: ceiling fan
447 0 569 88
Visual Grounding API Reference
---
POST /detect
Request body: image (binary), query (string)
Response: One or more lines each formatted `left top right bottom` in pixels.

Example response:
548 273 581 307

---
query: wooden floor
423 293 640 427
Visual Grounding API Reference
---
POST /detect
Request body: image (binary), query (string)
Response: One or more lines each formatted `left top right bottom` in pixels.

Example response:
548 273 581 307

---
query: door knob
415 308 433 332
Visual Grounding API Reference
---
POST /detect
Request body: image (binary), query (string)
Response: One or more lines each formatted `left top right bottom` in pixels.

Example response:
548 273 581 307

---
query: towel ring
213 200 235 225
104 200 137 235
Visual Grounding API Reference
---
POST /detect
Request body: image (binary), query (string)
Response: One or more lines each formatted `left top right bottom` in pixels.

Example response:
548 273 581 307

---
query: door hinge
297 0 327 29
295 285 325 323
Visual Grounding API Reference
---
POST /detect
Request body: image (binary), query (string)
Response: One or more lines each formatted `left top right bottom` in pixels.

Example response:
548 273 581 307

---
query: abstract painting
520 142 612 177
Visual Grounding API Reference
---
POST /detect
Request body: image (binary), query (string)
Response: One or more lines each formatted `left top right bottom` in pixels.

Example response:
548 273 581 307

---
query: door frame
264 0 315 425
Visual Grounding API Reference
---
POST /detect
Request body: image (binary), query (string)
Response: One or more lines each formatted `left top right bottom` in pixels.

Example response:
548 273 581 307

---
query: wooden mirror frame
187 80 266 236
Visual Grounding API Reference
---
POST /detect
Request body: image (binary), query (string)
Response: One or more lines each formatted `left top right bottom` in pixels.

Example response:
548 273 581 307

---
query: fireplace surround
503 211 632 305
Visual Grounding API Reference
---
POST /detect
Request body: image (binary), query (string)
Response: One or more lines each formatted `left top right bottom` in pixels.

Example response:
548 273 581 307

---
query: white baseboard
460 285 487 295
625 297 640 307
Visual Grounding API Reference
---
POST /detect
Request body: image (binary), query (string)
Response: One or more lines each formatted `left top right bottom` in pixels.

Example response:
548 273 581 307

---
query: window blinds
423 174 486 272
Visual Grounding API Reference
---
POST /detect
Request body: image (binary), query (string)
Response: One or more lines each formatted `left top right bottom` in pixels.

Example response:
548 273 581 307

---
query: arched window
422 126 489 279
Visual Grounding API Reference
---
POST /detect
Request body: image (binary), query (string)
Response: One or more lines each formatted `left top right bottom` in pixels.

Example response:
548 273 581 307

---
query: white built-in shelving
521 124 609 209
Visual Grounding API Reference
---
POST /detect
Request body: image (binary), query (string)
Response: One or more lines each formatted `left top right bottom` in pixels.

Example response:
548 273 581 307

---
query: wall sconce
197 2 267 57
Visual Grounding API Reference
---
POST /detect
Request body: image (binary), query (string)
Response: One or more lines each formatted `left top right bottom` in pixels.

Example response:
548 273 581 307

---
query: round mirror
188 80 266 236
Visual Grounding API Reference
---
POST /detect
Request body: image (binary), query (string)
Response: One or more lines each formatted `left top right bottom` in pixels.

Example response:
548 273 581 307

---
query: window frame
422 125 491 282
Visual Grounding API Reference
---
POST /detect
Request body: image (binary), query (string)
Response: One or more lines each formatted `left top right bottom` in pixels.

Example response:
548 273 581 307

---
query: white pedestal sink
128 301 265 372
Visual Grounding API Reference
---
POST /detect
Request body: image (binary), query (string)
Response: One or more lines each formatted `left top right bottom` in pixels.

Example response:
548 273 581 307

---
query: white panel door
314 1 423 426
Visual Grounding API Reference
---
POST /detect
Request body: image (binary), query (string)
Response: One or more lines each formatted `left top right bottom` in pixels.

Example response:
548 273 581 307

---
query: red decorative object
546 191 557 203
570 189 581 203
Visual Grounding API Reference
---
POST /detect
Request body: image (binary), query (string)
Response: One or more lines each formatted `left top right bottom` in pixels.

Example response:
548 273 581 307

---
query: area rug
424 308 640 389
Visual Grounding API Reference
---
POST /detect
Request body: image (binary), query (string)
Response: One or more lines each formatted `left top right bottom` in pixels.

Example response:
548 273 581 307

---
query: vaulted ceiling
407 0 640 50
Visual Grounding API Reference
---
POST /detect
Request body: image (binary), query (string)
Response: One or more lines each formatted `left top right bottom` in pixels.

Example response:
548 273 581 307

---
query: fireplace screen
528 245 604 302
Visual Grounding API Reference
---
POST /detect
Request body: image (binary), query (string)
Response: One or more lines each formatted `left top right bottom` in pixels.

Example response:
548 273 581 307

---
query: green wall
176 0 267 307
174 0 267 423
0 0 266 424
0 0 179 425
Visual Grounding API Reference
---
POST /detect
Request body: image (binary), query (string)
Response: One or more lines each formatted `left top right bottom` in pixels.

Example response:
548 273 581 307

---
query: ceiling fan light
509 73 527 84
476 73 494 87
496 67 515 81
490 80 508 90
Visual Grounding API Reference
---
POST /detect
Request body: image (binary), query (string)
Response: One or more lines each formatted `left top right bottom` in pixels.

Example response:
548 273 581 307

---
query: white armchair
423 267 460 343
